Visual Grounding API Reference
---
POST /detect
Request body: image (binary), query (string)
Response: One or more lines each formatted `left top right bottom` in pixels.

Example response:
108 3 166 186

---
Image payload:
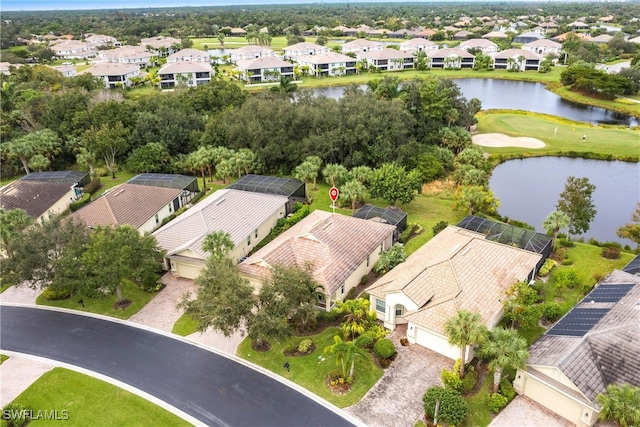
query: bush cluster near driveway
237 326 383 408
9 367 190 427
36 279 158 320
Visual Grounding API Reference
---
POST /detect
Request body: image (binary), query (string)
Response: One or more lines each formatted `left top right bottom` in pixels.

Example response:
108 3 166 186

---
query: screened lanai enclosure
127 173 199 205
227 174 305 214
457 215 552 273
21 171 90 186
353 205 408 243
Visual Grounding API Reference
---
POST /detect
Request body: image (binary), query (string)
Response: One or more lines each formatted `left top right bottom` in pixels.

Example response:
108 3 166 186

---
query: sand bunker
472 133 545 148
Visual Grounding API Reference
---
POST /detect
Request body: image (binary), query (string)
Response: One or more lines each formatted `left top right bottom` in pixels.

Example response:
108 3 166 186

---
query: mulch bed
283 343 317 357
296 318 342 337
326 376 352 395
252 340 271 352
114 299 131 310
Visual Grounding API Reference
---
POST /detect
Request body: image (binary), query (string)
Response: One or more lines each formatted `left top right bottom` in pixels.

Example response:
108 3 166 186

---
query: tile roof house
459 38 499 53
415 29 437 38
492 49 544 71
513 32 544 44
295 52 357 77
357 48 415 71
589 34 614 44
48 64 77 77
85 34 119 47
482 31 509 39
368 225 540 360
399 38 438 53
152 189 288 279
282 42 331 59
157 62 213 88
452 30 473 40
50 40 96 59
235 57 294 83
427 48 475 69
522 39 562 55
238 210 395 309
140 36 181 56
514 269 640 427
81 63 141 89
166 48 211 63
97 45 153 68
340 39 383 54
71 183 183 234
229 46 278 63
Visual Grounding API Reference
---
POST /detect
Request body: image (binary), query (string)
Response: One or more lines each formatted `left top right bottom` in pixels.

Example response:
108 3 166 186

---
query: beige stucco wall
170 257 205 280
37 188 75 224
138 198 179 234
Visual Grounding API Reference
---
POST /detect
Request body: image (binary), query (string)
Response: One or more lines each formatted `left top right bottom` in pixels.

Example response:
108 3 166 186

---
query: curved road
0 305 357 427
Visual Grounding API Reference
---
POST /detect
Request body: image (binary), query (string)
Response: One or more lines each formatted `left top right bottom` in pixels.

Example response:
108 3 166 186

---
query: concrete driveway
347 327 453 427
489 396 573 427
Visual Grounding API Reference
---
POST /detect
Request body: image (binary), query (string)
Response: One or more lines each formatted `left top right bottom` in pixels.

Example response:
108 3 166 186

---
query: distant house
629 35 640 45
81 63 141 89
368 224 541 359
340 39 383 54
493 49 544 71
553 32 592 43
513 32 543 44
157 62 213 88
97 45 153 68
229 27 247 37
387 29 418 39
0 171 88 224
590 34 614 44
452 30 473 40
140 36 181 56
399 38 438 53
166 48 211 63
0 62 23 75
228 46 278 63
415 29 437 39
459 38 498 53
522 39 562 56
152 189 288 279
127 173 199 204
85 34 119 47
282 42 330 59
427 48 475 69
235 57 294 83
226 174 305 214
295 52 357 77
514 268 640 427
238 210 395 309
568 21 590 31
357 48 415 71
48 64 76 77
71 183 183 234
50 40 96 59
538 21 559 34
482 31 509 40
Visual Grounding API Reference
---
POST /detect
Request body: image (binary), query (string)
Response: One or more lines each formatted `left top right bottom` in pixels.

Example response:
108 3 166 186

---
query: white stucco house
235 57 294 83
368 225 540 360
157 62 213 88
492 49 544 71
522 39 562 56
399 37 438 53
459 38 499 53
357 48 415 71
341 39 383 54
166 48 211 63
50 40 96 59
229 46 278 63
97 45 153 68
295 52 357 77
81 63 141 88
282 42 331 59
427 48 475 69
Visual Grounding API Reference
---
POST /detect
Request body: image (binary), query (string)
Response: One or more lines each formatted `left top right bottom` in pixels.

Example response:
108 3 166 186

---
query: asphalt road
0 305 356 427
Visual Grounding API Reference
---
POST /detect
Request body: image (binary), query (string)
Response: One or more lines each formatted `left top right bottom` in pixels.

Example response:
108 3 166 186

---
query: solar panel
547 308 610 337
584 284 634 303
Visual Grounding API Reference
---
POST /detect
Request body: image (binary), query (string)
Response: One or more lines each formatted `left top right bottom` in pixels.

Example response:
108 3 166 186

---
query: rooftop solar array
584 284 634 303
547 308 610 337
227 174 305 199
622 253 640 276
20 171 90 186
127 174 198 192
353 205 408 231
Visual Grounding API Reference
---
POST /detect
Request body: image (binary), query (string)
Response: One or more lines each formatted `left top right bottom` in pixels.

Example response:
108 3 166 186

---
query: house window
168 203 172 213
155 213 159 224
341 285 345 294
247 235 251 246
376 299 385 313
254 229 258 239
366 255 370 267
395 306 403 316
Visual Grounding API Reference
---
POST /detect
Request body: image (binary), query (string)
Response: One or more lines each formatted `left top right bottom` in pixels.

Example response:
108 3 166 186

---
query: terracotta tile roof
236 56 293 70
358 48 413 60
71 183 181 229
523 39 562 49
400 38 437 48
493 49 543 60
0 180 73 219
369 226 541 334
296 52 354 65
459 38 498 49
428 48 475 59
238 210 395 295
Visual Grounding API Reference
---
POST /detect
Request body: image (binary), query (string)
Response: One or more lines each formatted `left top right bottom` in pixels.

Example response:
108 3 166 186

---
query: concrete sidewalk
0 285 40 305
0 356 54 406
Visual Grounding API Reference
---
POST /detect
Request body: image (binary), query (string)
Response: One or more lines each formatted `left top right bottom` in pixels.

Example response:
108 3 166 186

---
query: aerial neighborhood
0 2 639 427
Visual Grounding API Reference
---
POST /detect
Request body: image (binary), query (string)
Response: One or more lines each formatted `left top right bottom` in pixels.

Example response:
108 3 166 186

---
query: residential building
226 174 305 215
368 224 541 359
387 29 418 39
295 52 357 77
514 268 640 427
452 30 473 40
629 35 640 44
522 39 562 56
493 49 544 71
357 48 414 71
283 42 331 59
82 63 141 88
229 46 278 63
140 36 181 56
427 48 475 69
0 62 23 75
71 184 184 234
166 48 211 63
85 34 119 47
341 39 383 54
553 32 592 43
568 21 590 31
538 21 559 34
48 64 77 77
97 45 153 68
459 38 499 53
153 189 288 279
415 29 437 39
513 32 544 44
399 38 438 53
229 27 247 37
238 210 395 309
157 62 213 88
482 31 509 39
590 34 614 44
235 57 294 83
50 40 96 59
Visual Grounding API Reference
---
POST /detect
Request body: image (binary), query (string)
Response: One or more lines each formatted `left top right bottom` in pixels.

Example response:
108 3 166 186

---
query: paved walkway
346 325 453 427
489 395 574 427
0 355 54 406
0 285 40 305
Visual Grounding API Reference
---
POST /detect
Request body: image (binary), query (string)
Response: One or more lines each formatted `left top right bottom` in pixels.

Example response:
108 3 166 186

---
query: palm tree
597 383 640 427
294 161 316 198
324 335 370 379
444 310 488 378
335 298 376 341
270 76 297 97
305 156 322 190
478 327 529 393
349 166 373 185
322 163 348 187
202 230 234 260
543 210 570 250
340 180 367 213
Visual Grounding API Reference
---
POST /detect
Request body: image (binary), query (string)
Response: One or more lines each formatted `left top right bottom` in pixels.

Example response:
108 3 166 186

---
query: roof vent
461 247 472 256
214 198 225 206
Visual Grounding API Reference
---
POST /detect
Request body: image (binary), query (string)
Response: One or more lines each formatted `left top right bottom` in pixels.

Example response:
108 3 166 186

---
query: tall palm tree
322 163 348 187
202 231 234 261
335 298 376 341
324 335 370 379
444 310 488 378
478 327 529 393
305 156 322 190
340 180 367 213
597 383 640 427
294 161 316 199
543 210 570 250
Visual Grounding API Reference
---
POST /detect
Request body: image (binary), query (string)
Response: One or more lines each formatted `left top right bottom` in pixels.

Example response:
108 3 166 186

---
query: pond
311 79 637 126
489 157 640 245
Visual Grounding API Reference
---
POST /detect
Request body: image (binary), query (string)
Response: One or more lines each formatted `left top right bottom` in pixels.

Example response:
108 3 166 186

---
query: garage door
415 326 459 360
175 261 203 280
523 376 582 425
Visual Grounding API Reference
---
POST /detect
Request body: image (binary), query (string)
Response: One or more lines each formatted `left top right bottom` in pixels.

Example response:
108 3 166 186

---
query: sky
2 0 540 12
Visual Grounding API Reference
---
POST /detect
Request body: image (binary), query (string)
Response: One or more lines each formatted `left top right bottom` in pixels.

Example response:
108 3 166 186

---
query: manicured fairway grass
36 279 157 320
10 368 190 427
237 326 383 408
476 111 640 160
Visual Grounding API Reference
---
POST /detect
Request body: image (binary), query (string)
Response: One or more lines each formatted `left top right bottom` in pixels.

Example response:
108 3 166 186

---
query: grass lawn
91 172 136 198
237 326 383 408
476 111 640 160
36 279 157 320
191 36 291 51
171 313 199 336
10 367 190 427
552 84 640 117
461 374 493 427
1 354 8 364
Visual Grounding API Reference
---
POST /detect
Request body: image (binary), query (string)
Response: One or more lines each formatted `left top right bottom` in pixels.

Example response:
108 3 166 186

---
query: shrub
2 403 31 427
500 378 517 401
543 302 562 322
538 259 557 277
559 238 574 248
486 393 509 413
298 339 313 353
139 271 162 292
346 286 358 301
367 324 388 341
398 224 415 243
69 193 91 212
441 368 463 392
602 246 620 259
423 386 468 425
373 243 407 274
554 269 580 289
374 338 395 359
190 190 207 205
432 220 448 236
356 333 375 349
561 258 574 266
318 309 340 323
552 247 567 262
42 288 70 300
83 177 102 195
461 365 478 394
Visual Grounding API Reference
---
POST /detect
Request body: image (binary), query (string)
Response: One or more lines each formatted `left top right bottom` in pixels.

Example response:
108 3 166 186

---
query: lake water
489 157 640 245
311 79 637 126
